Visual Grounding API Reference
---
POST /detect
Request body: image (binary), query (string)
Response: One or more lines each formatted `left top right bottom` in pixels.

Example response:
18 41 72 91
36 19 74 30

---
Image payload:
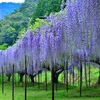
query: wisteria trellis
0 0 100 99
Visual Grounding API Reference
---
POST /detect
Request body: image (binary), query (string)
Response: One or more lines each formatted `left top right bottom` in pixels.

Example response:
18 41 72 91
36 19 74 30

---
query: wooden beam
39 16 47 19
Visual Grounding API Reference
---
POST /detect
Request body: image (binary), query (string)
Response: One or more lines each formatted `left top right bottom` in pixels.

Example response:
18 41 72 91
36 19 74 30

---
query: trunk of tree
54 73 59 83
29 75 34 83
53 69 64 83
29 70 42 83
6 74 11 81
19 73 24 82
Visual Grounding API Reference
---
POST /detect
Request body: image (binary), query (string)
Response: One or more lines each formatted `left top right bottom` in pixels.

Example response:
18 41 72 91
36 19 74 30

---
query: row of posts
1 58 97 100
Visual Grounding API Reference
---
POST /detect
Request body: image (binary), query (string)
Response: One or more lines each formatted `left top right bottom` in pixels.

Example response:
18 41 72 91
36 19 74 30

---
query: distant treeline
0 0 66 49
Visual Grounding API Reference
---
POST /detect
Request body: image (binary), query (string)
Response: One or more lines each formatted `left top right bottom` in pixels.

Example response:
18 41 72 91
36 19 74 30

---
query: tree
30 0 63 24
6 26 17 45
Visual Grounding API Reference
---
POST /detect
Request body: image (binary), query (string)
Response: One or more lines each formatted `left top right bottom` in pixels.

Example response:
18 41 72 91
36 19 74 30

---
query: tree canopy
0 0 38 47
30 0 66 24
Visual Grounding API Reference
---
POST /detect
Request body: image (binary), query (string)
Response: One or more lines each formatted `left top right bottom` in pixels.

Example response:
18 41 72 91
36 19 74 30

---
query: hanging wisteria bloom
0 0 99 76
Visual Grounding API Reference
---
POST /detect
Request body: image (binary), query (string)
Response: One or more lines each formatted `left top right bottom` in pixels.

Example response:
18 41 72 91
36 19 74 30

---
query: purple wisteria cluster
0 0 99 77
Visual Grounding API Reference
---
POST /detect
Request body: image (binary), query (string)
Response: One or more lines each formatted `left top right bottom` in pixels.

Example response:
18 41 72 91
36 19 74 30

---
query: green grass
0 82 100 100
0 65 100 100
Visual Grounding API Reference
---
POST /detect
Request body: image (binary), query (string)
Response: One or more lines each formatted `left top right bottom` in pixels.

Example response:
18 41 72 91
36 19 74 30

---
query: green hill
0 2 21 19
0 0 38 47
0 0 65 49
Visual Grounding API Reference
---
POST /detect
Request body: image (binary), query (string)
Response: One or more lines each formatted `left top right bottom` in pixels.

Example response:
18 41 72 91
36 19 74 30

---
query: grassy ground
0 65 100 100
0 82 100 100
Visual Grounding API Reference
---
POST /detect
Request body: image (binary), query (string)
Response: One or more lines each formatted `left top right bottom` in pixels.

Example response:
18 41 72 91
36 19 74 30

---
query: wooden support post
67 66 68 92
73 66 74 86
78 70 79 86
25 55 27 100
64 71 65 84
38 72 40 89
51 65 54 100
84 60 87 88
80 61 82 97
32 63 34 87
2 67 4 94
55 67 57 91
89 61 90 86
45 70 47 91
66 59 68 92
12 64 14 100
70 74 71 85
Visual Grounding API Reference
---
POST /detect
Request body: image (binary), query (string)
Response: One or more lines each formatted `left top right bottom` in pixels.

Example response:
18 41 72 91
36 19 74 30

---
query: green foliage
30 18 51 32
5 26 17 45
0 0 38 46
0 43 8 50
6 12 23 21
18 28 27 37
30 0 65 25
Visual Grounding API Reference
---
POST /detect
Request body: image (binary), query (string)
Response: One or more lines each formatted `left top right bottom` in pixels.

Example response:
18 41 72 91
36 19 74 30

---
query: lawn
0 65 100 100
0 82 100 100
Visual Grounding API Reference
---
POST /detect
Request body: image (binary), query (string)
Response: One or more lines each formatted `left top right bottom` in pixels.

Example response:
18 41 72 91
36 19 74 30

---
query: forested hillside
0 0 64 49
0 0 38 49
0 2 21 19
30 0 66 24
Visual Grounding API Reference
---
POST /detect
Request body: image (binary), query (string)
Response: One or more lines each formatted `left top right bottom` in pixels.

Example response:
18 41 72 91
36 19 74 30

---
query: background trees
30 0 66 24
0 0 38 48
0 0 66 48
6 26 17 45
